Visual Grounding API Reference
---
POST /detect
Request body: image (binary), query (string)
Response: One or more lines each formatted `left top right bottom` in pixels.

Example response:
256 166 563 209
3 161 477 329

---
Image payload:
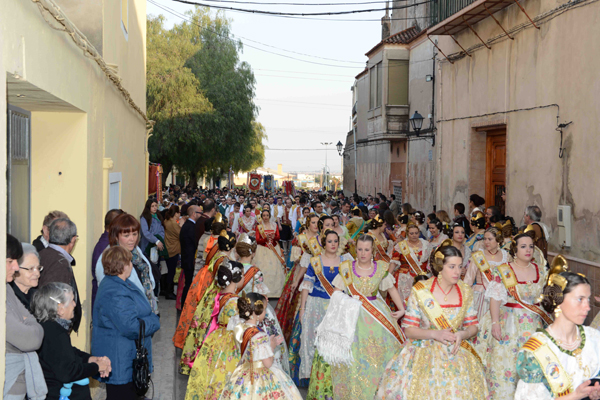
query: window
388 60 409 105
109 172 122 209
121 0 128 39
370 63 382 109
7 106 31 241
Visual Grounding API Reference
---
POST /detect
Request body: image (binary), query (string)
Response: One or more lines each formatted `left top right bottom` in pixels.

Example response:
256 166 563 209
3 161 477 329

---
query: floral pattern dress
375 278 487 400
473 262 548 399
219 324 303 400
330 261 404 400
515 326 600 399
390 239 431 302
463 249 509 321
185 296 239 400
254 222 286 298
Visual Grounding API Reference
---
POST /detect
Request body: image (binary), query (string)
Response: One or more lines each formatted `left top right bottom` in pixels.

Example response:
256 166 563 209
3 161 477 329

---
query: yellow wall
0 39 7 395
2 0 148 351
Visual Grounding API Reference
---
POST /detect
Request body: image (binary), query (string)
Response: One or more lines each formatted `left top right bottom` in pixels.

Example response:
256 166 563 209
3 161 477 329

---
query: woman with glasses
10 243 43 311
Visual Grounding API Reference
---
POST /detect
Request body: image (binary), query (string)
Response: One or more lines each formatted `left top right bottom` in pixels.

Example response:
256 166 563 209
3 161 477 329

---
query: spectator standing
93 246 160 399
33 282 111 400
32 211 69 253
163 205 181 300
389 194 399 218
10 243 42 311
4 235 46 400
180 205 202 304
195 199 217 245
523 205 550 260
38 218 82 332
140 199 167 296
91 209 124 309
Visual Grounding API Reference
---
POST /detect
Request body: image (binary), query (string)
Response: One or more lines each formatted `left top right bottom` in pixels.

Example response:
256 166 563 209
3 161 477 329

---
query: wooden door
485 129 506 214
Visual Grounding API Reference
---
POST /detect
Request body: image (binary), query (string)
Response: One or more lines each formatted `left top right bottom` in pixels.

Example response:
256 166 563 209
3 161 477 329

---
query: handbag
132 319 151 396
150 247 159 264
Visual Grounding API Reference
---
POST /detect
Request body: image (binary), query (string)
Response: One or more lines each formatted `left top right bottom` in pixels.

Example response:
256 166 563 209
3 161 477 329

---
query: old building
1 0 150 354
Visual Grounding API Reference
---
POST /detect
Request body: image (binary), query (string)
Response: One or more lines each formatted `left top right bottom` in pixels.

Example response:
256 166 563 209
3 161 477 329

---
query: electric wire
201 0 408 5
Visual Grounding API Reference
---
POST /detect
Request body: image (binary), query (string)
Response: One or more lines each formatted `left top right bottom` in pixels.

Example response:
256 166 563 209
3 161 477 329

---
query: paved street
149 298 308 399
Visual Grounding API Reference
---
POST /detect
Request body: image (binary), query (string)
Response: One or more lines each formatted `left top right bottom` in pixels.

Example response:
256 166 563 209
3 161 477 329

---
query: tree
146 9 266 187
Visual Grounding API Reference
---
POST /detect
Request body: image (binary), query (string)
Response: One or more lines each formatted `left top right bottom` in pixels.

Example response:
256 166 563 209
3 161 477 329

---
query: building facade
1 0 149 360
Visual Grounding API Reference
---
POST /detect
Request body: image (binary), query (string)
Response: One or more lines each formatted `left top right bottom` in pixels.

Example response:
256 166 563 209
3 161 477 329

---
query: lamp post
336 141 343 192
410 111 424 133
321 142 332 191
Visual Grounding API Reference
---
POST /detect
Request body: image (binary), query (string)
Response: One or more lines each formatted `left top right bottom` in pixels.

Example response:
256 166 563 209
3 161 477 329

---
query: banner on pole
249 173 262 192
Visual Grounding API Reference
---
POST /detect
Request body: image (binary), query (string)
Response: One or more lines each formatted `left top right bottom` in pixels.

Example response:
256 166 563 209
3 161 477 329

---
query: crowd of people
4 183 600 400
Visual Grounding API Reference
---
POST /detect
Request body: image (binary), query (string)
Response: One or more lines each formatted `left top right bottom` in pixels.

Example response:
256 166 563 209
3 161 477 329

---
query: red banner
249 173 262 191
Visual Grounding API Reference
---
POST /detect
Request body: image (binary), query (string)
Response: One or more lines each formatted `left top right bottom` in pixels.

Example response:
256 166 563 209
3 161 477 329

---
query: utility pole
321 142 332 191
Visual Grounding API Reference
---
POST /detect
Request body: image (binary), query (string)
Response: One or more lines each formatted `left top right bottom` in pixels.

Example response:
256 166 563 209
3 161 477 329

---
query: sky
146 0 388 174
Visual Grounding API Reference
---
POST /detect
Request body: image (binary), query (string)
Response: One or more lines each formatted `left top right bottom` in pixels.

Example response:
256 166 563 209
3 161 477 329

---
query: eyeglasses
20 265 44 272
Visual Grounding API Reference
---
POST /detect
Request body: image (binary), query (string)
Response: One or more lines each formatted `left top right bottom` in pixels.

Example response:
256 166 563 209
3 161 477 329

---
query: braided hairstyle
413 211 426 225
235 240 257 258
541 272 590 314
216 260 243 288
237 292 266 320
368 216 385 230
484 227 503 245
470 211 486 230
211 222 227 236
429 245 463 277
217 231 237 252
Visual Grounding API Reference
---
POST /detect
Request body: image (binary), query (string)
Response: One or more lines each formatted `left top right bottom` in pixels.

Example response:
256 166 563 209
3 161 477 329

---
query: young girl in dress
219 293 302 400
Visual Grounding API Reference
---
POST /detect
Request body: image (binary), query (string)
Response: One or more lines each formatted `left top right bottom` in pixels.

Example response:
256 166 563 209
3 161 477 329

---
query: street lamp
410 111 424 133
336 141 343 156
336 141 344 192
321 142 332 191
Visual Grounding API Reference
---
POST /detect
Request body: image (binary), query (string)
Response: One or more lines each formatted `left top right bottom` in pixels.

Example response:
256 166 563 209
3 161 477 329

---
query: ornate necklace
488 248 499 256
356 262 373 271
435 278 454 302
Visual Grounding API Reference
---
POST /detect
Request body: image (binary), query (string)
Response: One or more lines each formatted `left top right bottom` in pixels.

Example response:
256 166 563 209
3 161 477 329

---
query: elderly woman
5 235 46 400
96 213 158 314
10 243 42 310
32 282 111 400
92 246 161 399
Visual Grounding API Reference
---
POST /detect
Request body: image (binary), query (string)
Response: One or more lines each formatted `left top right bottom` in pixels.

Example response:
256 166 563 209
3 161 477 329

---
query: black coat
180 219 198 272
38 320 99 400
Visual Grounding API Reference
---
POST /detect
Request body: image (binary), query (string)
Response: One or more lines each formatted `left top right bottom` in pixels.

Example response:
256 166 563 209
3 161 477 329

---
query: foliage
146 9 266 185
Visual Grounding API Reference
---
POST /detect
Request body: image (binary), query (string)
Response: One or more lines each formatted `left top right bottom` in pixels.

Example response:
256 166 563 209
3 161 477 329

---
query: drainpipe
435 38 443 211
353 126 358 194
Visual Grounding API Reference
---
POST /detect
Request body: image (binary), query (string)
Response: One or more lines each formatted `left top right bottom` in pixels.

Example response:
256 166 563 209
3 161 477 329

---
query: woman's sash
311 256 335 297
368 233 391 263
398 241 426 275
257 222 286 266
496 264 553 325
470 251 494 288
339 261 406 344
348 219 365 240
522 336 572 397
240 266 260 293
412 281 482 364
307 236 323 257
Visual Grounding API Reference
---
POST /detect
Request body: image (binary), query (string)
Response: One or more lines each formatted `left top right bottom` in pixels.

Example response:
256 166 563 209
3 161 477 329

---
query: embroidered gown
185 294 239 400
275 233 322 343
366 232 393 262
473 262 548 399
330 260 404 400
428 233 450 248
254 222 286 298
219 324 303 400
288 254 354 389
375 278 488 400
390 239 431 302
515 326 600 399
463 249 509 321
466 232 484 251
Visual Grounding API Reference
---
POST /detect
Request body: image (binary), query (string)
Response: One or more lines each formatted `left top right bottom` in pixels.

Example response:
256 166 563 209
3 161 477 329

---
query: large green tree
147 9 265 187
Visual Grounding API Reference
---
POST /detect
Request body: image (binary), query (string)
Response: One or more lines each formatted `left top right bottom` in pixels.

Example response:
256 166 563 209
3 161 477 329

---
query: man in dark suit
38 218 82 332
180 205 202 304
195 198 217 245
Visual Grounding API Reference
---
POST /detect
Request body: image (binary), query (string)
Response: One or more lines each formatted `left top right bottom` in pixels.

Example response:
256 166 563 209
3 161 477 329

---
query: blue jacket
92 275 160 385
140 216 165 255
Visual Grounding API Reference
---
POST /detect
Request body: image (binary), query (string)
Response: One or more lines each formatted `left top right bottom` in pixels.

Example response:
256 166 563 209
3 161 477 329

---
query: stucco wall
434 0 600 261
2 0 148 349
0 32 7 394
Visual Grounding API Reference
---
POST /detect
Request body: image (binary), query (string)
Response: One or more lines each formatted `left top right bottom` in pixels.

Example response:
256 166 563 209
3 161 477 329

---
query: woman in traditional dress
375 245 488 400
184 261 243 400
294 207 311 234
383 210 399 242
463 227 508 321
254 209 286 298
173 221 227 350
238 205 257 238
318 235 406 400
390 222 431 304
345 207 365 259
275 213 323 343
451 223 471 278
412 211 428 240
366 216 394 265
179 232 237 374
236 235 291 375
289 229 353 388
219 293 303 400
498 219 515 251
331 214 350 242
467 211 486 250
515 269 600 400
428 219 449 247
394 214 409 241
474 233 551 399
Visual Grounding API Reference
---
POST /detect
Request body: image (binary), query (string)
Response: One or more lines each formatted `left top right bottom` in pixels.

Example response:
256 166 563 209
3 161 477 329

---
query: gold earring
554 305 562 318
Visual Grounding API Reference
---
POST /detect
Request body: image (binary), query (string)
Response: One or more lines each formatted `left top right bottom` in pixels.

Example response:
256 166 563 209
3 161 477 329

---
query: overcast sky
147 0 386 173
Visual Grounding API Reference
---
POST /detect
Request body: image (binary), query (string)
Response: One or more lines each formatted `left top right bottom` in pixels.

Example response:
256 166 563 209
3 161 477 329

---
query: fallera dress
473 262 549 399
375 278 488 400
329 260 405 400
219 323 303 400
254 221 286 298
464 249 509 321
